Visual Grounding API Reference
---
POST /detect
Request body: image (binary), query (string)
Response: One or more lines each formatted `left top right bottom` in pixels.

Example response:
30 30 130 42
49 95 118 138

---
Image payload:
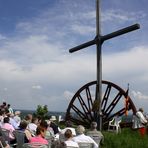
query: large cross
69 0 140 130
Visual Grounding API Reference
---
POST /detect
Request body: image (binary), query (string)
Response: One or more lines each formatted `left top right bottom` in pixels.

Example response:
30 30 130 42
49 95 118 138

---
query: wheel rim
65 80 137 128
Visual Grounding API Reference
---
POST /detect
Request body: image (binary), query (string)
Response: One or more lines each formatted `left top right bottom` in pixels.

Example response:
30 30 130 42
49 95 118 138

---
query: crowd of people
0 101 104 148
2 100 148 147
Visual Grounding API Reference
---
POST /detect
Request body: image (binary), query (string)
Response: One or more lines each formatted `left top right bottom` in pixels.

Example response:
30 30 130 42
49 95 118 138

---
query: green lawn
101 128 148 148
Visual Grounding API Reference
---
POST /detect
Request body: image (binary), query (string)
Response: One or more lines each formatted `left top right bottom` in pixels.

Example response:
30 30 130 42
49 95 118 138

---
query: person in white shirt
135 108 147 137
27 117 39 136
133 108 148 129
64 129 79 147
60 120 76 136
8 113 19 129
73 125 98 148
136 108 147 125
13 111 21 127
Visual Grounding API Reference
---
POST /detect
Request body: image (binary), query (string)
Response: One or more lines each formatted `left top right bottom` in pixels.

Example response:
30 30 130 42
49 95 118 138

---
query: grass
101 128 148 148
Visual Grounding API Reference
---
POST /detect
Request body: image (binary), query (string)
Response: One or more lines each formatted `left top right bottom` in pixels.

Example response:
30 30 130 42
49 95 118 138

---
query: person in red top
29 126 48 145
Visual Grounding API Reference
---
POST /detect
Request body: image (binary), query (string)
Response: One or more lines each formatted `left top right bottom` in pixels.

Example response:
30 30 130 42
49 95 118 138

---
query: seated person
13 111 21 127
29 126 48 145
51 140 66 148
27 117 39 136
1 117 16 144
24 114 33 124
64 129 79 148
72 125 98 148
86 122 104 145
17 120 32 142
60 120 76 136
49 116 60 140
40 120 54 141
59 120 76 142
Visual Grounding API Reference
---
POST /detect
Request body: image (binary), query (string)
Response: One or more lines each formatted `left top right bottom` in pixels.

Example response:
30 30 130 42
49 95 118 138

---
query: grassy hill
101 128 148 148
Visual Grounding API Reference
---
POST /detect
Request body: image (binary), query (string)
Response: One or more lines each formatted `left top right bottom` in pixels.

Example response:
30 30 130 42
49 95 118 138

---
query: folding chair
0 128 17 147
23 142 48 148
14 130 25 148
0 140 4 148
66 146 78 148
1 128 11 145
78 142 93 148
90 135 102 145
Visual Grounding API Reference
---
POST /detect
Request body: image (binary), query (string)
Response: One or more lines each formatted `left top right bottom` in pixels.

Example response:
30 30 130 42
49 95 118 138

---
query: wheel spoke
70 116 89 126
102 84 111 113
104 92 122 117
86 86 93 111
77 94 93 121
71 104 91 122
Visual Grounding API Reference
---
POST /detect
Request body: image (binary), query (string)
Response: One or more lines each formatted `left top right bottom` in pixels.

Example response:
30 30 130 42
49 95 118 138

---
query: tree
35 105 48 119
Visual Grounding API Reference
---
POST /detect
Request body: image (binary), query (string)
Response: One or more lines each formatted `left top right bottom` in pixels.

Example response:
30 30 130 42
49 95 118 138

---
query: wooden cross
69 0 140 130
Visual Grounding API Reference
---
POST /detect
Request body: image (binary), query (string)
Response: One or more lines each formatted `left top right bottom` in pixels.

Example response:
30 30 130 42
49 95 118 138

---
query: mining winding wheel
66 80 137 128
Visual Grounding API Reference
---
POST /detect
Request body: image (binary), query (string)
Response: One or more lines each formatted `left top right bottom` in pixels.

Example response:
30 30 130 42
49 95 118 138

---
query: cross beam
69 0 140 130
69 24 139 53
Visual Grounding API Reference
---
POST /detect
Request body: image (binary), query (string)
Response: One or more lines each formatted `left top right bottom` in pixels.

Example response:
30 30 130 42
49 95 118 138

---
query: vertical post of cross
96 0 102 131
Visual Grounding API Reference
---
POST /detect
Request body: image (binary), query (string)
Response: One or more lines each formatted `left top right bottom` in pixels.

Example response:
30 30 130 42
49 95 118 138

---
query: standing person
64 129 79 147
136 108 147 136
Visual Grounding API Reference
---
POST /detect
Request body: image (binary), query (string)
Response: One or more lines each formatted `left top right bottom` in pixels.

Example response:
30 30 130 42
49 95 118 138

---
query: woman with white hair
14 111 21 127
72 125 98 148
132 108 147 137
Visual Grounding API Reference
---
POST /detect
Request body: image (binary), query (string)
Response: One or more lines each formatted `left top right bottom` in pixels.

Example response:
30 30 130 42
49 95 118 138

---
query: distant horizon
13 108 67 113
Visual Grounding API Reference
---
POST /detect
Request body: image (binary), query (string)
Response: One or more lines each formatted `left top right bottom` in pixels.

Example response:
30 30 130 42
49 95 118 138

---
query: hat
50 116 56 121
15 111 21 115
45 119 51 125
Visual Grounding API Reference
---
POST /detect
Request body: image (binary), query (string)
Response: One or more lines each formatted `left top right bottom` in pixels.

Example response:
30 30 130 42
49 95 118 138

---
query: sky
0 0 148 113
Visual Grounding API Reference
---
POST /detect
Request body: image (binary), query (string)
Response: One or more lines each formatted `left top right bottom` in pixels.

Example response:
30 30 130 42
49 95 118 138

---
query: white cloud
32 85 42 90
103 46 148 81
102 9 146 22
0 34 6 40
71 24 95 35
131 90 148 100
63 90 74 100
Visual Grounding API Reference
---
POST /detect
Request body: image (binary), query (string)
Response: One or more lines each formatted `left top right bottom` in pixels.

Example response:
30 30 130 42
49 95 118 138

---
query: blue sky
0 0 148 113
